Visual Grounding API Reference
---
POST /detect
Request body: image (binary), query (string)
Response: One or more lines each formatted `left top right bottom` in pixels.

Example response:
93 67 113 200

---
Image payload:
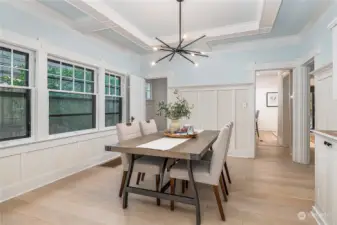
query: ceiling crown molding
30 0 282 53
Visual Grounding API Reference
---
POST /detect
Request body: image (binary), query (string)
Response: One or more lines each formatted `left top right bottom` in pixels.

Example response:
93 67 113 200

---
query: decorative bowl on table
164 126 198 138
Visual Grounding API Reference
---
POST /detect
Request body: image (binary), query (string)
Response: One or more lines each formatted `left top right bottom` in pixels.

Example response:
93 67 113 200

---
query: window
105 72 122 127
0 46 31 142
48 59 96 134
145 82 152 100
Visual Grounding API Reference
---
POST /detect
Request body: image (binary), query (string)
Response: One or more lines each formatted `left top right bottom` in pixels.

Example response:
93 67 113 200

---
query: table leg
123 154 135 209
187 160 201 225
157 158 168 206
159 158 168 191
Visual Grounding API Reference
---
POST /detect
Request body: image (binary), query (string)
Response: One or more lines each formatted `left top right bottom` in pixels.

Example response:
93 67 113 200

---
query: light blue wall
141 3 337 87
0 3 141 76
141 44 301 87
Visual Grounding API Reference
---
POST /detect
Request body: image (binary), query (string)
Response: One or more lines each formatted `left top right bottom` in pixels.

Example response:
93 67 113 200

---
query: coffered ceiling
32 0 283 53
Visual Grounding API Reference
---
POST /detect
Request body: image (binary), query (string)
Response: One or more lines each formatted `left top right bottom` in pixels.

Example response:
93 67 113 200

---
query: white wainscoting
168 84 255 158
0 129 119 203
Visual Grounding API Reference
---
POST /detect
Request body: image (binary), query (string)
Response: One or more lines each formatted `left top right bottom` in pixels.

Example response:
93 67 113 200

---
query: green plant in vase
157 89 193 133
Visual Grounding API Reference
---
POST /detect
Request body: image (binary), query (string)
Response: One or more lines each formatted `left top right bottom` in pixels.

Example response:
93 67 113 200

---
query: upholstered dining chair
201 122 234 196
169 126 230 221
116 122 166 205
137 119 159 183
140 119 158 135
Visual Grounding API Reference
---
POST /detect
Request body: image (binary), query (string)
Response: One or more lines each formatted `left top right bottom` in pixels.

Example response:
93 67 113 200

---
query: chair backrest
210 125 230 184
139 119 158 135
224 122 234 161
116 122 142 142
116 122 142 168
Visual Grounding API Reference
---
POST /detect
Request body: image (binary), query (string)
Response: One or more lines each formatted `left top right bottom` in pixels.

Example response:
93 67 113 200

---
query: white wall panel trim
0 153 119 203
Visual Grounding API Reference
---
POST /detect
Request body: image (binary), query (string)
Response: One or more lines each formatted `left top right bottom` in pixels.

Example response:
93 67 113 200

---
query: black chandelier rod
179 0 182 43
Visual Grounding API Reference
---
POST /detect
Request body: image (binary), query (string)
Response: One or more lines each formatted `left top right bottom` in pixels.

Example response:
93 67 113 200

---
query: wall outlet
243 102 248 108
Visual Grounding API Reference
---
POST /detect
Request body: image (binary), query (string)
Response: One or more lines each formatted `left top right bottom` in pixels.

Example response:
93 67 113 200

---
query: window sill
0 137 35 149
0 128 117 150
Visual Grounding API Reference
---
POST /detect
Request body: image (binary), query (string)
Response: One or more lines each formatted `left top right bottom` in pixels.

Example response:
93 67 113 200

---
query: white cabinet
328 18 337 100
313 131 337 225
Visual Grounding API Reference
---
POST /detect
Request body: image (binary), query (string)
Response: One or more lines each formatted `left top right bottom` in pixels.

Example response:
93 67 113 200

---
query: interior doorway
254 69 293 155
145 78 168 131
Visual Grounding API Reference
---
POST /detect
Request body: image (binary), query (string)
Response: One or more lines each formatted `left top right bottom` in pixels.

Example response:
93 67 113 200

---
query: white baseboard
0 153 119 203
312 205 328 225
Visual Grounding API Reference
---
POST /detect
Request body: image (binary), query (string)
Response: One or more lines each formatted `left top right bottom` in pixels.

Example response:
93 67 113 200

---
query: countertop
311 130 337 141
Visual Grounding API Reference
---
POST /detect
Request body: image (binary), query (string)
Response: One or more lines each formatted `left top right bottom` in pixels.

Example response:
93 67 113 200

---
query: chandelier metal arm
151 0 209 66
156 52 174 64
181 50 209 57
155 37 174 50
181 35 206 49
170 38 184 61
159 49 174 52
178 52 195 65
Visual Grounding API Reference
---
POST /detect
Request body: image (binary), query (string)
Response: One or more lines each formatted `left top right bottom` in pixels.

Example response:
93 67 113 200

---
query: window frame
145 82 152 100
104 71 124 128
47 56 98 137
0 42 35 145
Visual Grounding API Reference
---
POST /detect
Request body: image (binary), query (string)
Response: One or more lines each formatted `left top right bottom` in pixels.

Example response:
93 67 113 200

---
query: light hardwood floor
0 144 316 225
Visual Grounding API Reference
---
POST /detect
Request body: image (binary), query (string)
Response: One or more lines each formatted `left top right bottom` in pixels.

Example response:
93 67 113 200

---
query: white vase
170 119 181 133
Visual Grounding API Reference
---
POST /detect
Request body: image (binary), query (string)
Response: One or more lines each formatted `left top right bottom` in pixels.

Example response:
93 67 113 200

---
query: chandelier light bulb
151 61 156 66
153 47 158 51
183 34 187 39
191 53 195 57
194 63 199 67
200 51 205 55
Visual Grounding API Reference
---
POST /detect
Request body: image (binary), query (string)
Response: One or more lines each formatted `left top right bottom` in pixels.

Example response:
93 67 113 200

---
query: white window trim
0 42 36 147
47 56 99 137
104 70 124 128
0 28 133 148
145 82 152 100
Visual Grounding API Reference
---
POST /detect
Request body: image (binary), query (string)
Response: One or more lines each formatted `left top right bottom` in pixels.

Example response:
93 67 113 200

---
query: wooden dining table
105 130 219 225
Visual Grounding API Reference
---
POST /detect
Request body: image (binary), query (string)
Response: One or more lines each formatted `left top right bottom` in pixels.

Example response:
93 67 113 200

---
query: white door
129 75 146 122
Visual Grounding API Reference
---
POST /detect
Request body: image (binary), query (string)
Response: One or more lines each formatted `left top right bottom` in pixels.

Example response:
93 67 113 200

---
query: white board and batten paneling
168 84 255 158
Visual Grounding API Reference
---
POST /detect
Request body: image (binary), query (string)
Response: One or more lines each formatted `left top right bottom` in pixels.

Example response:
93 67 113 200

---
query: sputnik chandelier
151 0 209 67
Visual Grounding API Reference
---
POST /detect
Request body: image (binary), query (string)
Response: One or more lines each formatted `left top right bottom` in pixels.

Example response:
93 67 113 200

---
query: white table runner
136 130 204 151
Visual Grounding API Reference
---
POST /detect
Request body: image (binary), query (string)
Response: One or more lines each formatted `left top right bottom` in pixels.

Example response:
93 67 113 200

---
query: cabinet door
315 135 329 220
329 143 337 225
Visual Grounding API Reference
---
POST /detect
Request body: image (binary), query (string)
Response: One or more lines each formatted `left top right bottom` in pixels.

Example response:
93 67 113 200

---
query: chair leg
136 172 142 185
156 175 161 206
182 180 185 194
213 185 226 221
185 180 189 190
219 176 228 202
170 178 176 211
256 121 260 138
141 173 145 181
221 171 229 196
119 171 127 198
224 162 232 184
